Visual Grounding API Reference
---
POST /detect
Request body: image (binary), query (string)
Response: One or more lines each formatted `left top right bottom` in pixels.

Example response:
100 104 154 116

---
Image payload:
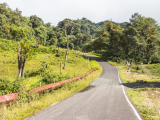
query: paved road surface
25 56 141 120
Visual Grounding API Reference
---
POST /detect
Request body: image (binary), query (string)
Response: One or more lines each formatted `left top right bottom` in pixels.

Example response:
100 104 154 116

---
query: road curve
24 56 141 120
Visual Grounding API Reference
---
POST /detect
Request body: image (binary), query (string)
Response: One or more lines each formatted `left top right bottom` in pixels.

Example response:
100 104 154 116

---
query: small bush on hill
151 56 160 63
131 65 141 70
55 50 65 57
25 69 42 78
0 77 25 96
42 72 71 84
42 72 57 84
112 57 122 63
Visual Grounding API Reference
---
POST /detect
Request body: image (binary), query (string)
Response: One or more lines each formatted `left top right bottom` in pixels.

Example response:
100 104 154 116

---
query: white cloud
1 0 160 26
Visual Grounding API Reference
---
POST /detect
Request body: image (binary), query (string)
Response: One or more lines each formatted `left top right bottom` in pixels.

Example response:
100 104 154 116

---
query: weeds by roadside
117 62 160 120
127 88 160 120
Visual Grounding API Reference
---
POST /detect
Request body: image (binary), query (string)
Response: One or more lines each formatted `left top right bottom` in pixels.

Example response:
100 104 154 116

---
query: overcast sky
1 0 160 26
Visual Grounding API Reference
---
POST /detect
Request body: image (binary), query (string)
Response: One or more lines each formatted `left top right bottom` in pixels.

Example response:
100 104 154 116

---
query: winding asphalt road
24 56 142 120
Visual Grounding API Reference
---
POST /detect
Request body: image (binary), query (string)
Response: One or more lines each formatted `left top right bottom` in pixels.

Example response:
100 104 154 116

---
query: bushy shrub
33 46 53 54
12 78 25 92
116 57 122 63
42 72 71 84
0 77 13 95
0 77 25 96
55 50 65 57
18 91 40 102
64 74 71 80
132 65 141 70
30 81 46 88
151 56 160 63
143 59 148 64
52 49 56 54
112 57 122 63
74 46 81 51
25 69 41 78
0 39 16 51
134 58 141 65
42 72 57 84
134 57 141 62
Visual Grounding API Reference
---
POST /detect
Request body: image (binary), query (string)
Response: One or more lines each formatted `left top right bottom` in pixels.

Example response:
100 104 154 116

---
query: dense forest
0 2 160 64
83 14 160 64
0 2 127 51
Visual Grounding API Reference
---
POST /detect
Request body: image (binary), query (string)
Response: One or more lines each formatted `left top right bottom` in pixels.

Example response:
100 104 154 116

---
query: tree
50 37 57 46
75 33 83 46
34 26 47 45
89 21 122 55
3 24 10 39
17 37 32 78
69 43 74 50
29 15 44 29
62 19 73 69
127 13 160 63
5 24 33 78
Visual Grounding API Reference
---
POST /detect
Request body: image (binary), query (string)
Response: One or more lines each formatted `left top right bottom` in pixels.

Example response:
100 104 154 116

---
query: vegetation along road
25 56 142 120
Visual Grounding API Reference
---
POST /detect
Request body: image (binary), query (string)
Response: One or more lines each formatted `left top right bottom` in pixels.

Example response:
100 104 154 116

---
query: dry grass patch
123 69 151 82
118 64 160 119
119 66 160 83
128 88 160 120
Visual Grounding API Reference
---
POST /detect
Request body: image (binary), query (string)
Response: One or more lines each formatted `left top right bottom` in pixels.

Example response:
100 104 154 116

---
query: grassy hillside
0 38 102 120
0 38 101 95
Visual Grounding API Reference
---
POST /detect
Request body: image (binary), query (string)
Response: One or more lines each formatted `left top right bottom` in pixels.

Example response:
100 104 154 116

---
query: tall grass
127 88 160 120
117 61 160 119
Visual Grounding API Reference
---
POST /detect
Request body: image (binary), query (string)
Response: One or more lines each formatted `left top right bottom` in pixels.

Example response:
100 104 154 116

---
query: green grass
0 39 102 119
0 59 102 120
127 88 160 120
115 63 160 83
107 60 125 67
145 63 160 77
0 39 98 91
117 63 160 119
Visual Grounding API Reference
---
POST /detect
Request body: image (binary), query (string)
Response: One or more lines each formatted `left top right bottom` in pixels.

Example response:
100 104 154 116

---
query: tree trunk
18 42 25 78
134 47 136 58
21 59 26 78
138 45 140 58
143 49 144 59
63 27 69 69
18 69 21 78
18 52 23 78
146 47 150 64
17 43 21 78
63 51 68 69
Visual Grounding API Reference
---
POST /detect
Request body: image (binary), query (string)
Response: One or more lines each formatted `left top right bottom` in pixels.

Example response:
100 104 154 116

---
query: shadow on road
79 85 96 92
121 82 160 89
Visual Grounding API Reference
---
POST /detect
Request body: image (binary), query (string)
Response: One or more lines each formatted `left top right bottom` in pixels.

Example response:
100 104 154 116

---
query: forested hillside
1 2 160 64
0 2 129 51
84 13 160 64
0 3 98 51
